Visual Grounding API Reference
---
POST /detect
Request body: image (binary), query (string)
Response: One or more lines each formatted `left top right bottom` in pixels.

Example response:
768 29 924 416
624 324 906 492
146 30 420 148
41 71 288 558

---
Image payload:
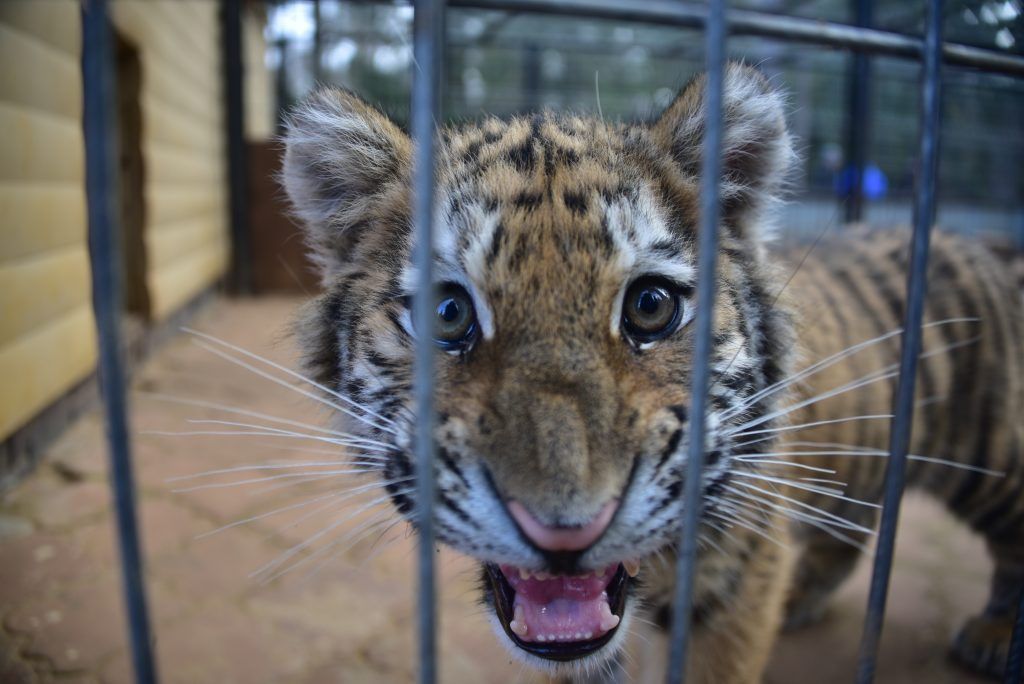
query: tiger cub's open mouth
484 561 636 661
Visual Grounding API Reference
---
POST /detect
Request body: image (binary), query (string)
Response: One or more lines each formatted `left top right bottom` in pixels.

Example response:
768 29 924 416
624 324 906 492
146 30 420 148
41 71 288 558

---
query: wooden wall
111 1 230 321
1 2 275 442
245 10 275 142
0 1 96 440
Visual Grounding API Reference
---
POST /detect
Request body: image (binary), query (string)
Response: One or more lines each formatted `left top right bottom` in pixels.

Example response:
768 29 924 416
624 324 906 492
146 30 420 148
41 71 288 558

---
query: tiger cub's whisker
145 428 392 454
168 459 386 482
184 419 395 451
191 338 398 436
728 414 893 441
171 468 386 493
184 328 399 430
721 317 979 421
138 392 373 442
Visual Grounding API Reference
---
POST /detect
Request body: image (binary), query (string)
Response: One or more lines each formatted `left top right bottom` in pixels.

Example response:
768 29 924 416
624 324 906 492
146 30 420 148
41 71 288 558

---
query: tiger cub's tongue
500 564 620 643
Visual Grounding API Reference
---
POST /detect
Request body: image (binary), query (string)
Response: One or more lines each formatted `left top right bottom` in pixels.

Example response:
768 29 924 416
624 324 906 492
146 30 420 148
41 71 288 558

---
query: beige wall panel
148 186 223 227
0 247 91 347
142 93 222 153
147 215 222 270
149 240 228 319
0 305 96 438
0 103 83 184
0 1 80 54
144 142 223 185
146 137 223 172
0 24 80 119
137 53 220 127
0 184 86 263
158 2 217 74
112 0 231 323
114 5 217 101
0 1 94 440
151 3 215 68
244 10 274 141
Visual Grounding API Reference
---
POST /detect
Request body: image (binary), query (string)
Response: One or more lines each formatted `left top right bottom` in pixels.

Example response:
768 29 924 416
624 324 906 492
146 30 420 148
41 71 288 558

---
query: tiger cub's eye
432 284 478 351
622 277 683 343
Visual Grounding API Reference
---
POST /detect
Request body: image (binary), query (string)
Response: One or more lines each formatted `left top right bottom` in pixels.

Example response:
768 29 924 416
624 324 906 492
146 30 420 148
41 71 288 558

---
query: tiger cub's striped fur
781 231 1024 677
281 63 1023 681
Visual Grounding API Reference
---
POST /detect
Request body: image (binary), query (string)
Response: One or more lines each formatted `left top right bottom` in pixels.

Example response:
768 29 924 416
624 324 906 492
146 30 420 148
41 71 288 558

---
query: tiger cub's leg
784 507 878 630
951 536 1024 677
942 427 1024 676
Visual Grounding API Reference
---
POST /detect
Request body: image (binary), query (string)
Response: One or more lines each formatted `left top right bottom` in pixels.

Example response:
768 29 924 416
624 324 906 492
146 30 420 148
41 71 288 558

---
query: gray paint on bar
1006 584 1024 683
448 0 1024 76
411 1 445 683
665 2 727 683
855 0 945 681
81 0 158 681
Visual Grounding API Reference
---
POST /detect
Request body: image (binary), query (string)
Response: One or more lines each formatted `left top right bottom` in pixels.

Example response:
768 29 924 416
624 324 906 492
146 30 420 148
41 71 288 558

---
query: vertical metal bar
81 1 158 682
411 1 444 682
221 0 251 294
843 0 872 223
523 41 541 112
1006 583 1024 684
665 2 727 682
855 1 943 681
274 38 290 134
312 0 324 84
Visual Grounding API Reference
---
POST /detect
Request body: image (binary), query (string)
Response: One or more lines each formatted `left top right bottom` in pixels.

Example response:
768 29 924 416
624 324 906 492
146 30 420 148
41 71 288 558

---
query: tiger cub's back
777 229 1024 675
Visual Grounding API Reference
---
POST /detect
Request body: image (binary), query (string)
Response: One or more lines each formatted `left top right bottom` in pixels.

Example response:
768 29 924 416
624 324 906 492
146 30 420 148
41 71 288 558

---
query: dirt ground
0 297 997 683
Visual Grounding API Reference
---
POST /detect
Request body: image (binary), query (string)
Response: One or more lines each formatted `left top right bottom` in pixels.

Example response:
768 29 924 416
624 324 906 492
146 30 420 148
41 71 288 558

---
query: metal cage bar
448 0 1024 76
842 0 873 224
665 2 726 682
81 1 158 682
855 0 944 681
411 1 446 683
222 0 252 294
1007 584 1024 684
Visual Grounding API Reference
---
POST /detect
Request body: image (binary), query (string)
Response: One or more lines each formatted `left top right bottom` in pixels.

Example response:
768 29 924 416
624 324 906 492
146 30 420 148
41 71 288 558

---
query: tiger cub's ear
651 62 795 239
282 89 411 279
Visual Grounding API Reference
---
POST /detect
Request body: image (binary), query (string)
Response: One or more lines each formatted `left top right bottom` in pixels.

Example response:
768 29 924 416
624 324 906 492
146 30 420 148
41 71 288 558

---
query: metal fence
79 0 1024 683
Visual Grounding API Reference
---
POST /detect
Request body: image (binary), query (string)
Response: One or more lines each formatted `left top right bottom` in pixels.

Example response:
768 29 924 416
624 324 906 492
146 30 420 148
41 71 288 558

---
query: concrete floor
0 297 997 683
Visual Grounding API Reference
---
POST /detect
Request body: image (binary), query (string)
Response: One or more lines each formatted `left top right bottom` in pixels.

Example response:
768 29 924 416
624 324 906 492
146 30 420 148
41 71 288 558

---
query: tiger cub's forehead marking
397 113 698 339
600 188 696 284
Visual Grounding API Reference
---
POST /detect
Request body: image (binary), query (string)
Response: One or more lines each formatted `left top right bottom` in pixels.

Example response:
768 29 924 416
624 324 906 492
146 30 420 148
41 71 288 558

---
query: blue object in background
836 163 889 200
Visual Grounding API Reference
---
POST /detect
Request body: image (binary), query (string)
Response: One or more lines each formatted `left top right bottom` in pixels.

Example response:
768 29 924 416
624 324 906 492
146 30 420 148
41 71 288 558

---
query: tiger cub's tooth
623 559 640 577
518 567 531 580
599 601 621 631
510 605 528 637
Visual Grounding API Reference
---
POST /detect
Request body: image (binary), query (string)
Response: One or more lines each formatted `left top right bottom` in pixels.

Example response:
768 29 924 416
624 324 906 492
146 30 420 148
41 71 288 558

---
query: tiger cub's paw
950 613 1014 679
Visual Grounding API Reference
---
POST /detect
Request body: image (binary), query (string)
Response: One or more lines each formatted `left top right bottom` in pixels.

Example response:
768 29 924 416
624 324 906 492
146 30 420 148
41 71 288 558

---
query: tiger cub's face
283 63 795 671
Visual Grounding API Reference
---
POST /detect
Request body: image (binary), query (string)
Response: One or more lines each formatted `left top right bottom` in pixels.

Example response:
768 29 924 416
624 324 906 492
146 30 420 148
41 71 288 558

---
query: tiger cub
280 63 1023 681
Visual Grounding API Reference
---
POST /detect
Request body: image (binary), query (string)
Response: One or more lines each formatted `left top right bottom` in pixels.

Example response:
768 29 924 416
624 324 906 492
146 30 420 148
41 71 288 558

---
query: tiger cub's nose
507 500 619 552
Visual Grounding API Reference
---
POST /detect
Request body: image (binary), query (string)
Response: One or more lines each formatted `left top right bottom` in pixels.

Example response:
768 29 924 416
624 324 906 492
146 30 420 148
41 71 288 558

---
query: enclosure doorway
115 31 150 322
